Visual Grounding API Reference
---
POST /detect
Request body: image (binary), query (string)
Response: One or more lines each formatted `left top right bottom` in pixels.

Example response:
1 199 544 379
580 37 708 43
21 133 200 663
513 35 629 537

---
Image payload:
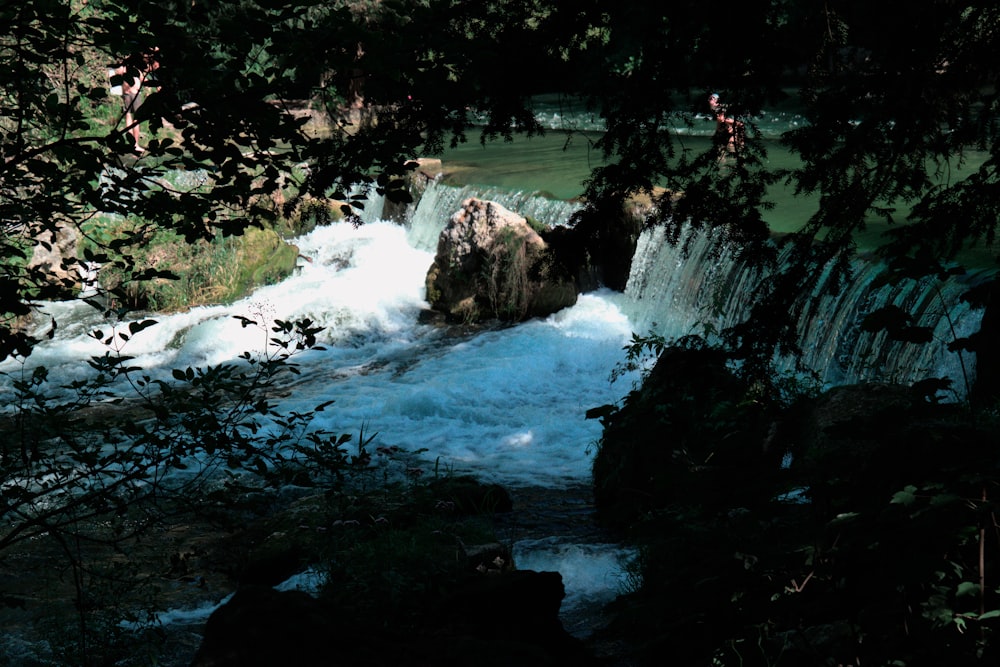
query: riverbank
0 478 633 666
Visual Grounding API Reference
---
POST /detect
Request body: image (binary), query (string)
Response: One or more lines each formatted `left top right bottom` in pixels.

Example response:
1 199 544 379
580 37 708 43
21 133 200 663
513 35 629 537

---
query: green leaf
956 581 980 598
890 485 918 506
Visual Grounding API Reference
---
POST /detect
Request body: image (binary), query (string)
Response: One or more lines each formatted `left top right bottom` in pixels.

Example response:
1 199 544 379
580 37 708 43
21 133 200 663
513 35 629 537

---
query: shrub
0 314 354 663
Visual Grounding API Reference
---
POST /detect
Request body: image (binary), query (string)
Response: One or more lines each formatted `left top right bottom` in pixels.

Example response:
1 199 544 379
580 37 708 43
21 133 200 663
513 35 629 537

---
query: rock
191 571 597 667
190 586 332 667
433 570 598 667
790 382 973 512
797 382 920 450
27 222 80 297
382 158 444 223
425 198 577 323
591 345 779 532
413 157 443 181
552 192 650 293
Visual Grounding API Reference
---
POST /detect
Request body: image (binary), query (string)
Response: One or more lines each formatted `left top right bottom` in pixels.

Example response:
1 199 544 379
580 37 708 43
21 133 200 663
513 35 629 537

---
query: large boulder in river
425 198 577 323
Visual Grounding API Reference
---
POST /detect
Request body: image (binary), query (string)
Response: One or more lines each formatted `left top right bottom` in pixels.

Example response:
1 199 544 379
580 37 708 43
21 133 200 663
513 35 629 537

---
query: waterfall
621 224 987 397
395 180 986 397
791 257 985 392
405 180 583 253
9 177 986 658
620 225 745 340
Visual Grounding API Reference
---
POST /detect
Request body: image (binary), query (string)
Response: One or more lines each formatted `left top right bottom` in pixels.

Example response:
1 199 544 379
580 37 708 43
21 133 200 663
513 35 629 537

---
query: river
0 96 988 657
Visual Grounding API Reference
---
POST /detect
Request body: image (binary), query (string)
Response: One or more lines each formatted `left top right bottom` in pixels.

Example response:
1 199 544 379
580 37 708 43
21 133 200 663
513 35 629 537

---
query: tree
566 4 1000 664
1 314 368 663
0 0 558 361
5 1 998 391
1 0 314 358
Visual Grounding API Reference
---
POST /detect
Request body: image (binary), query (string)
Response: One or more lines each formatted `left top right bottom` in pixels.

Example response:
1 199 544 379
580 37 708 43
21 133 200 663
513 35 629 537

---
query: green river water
434 115 993 266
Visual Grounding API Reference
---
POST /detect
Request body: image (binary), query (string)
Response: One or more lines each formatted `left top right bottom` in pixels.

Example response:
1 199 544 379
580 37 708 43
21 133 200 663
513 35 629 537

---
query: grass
78 210 302 313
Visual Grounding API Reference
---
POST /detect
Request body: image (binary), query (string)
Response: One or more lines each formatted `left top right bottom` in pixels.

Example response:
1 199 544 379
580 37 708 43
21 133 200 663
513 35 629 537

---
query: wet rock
27 222 80 297
425 198 577 323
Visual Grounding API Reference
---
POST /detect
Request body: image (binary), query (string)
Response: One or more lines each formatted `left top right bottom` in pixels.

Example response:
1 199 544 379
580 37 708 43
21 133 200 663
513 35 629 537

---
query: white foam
513 537 636 612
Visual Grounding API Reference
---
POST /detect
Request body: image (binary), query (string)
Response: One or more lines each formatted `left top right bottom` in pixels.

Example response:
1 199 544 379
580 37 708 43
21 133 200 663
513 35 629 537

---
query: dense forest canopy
1 0 998 374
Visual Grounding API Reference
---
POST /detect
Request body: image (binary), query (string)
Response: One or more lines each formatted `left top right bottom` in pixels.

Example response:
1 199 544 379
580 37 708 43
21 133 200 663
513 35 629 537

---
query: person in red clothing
113 47 160 153
709 93 744 155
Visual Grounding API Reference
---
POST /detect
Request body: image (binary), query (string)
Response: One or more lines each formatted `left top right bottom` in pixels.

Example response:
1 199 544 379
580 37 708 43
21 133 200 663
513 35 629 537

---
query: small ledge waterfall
622 224 986 396
405 181 987 397
404 181 583 253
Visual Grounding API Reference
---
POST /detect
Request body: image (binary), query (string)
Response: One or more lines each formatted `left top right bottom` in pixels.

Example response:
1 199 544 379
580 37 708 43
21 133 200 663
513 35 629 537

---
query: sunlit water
1 214 641 636
5 221 638 487
3 98 991 649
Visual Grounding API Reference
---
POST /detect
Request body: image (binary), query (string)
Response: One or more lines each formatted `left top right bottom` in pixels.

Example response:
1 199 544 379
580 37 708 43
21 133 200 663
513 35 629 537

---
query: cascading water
405 179 583 253
621 223 987 398
0 179 638 648
793 256 984 393
3 172 989 660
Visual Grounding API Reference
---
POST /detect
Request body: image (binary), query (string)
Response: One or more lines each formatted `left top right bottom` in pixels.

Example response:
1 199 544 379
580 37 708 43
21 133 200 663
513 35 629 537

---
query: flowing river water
1 97 991 660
